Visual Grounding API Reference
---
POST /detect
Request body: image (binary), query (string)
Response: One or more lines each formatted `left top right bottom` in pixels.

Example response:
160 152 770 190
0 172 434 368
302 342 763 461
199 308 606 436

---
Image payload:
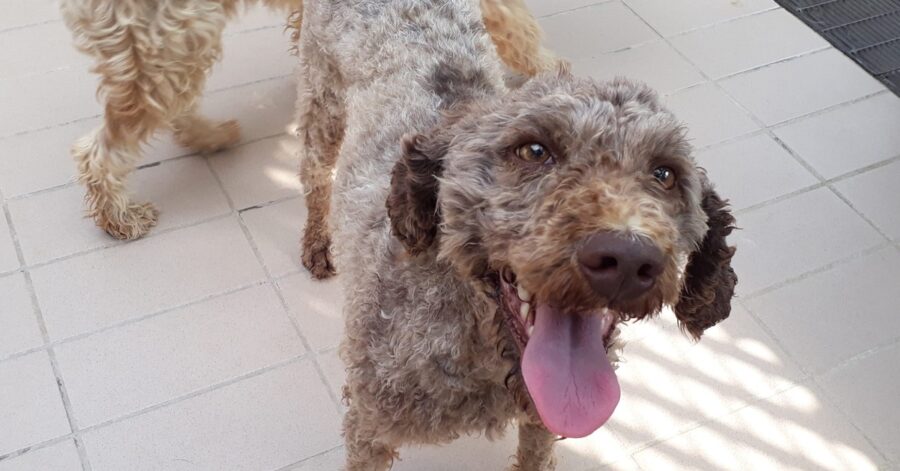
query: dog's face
387 73 737 438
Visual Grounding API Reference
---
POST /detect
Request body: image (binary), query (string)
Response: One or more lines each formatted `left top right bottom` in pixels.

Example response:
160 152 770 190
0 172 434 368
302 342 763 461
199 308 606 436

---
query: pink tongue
521 304 620 438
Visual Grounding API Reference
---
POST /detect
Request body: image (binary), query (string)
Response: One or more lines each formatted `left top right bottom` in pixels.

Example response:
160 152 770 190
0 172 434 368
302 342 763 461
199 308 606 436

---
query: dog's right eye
515 143 554 165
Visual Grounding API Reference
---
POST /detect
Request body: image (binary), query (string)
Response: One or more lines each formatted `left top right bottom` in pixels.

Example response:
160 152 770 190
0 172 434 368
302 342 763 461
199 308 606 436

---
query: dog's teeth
517 285 532 302
528 325 534 336
520 303 530 319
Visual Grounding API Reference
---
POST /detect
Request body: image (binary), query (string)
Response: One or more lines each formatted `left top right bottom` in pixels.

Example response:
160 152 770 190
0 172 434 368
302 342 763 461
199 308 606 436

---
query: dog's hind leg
62 0 230 240
295 33 346 279
511 422 557 471
342 406 397 471
73 124 161 240
171 107 241 155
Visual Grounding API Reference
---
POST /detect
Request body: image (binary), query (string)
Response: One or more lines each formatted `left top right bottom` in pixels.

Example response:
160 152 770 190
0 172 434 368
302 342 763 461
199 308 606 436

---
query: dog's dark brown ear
386 133 447 256
674 180 738 340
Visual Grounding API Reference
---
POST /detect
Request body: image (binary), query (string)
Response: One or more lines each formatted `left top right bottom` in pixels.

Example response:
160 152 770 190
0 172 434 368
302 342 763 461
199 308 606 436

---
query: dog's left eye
653 166 676 189
515 143 554 165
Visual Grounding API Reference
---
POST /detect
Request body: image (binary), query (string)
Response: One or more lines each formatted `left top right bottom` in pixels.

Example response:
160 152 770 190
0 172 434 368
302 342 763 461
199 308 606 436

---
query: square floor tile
8 156 232 265
7 185 111 266
818 343 900 462
0 273 43 359
131 157 233 229
609 306 802 449
0 216 18 274
773 93 900 179
730 188 884 295
0 67 100 138
540 2 659 59
0 0 60 31
575 40 704 95
30 217 266 340
720 49 884 126
0 22 87 80
209 135 302 210
747 247 900 373
632 384 884 470
624 0 776 37
240 197 304 278
55 285 304 426
0 352 71 456
0 441 82 471
670 9 827 79
207 26 295 92
835 160 900 241
82 361 342 471
279 272 344 352
665 83 760 148
0 118 94 198
696 134 818 211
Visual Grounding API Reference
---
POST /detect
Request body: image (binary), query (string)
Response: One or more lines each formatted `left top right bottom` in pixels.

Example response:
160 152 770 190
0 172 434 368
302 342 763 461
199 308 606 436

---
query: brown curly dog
294 1 738 470
60 0 557 240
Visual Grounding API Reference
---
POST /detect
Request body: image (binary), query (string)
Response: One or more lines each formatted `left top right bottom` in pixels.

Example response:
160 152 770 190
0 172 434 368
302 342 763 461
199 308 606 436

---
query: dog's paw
176 119 241 154
207 119 241 151
301 236 336 280
98 202 160 240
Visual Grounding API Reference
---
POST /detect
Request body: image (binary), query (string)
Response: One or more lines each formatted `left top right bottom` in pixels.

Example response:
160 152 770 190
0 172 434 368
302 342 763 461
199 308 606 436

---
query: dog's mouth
496 267 621 438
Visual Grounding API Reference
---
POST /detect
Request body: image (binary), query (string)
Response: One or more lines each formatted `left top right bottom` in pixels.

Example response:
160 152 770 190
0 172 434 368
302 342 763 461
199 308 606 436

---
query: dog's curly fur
295 1 737 470
59 0 558 242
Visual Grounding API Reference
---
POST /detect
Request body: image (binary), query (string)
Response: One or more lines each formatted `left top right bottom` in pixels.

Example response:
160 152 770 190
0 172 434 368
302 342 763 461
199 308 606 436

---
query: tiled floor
1 0 898 470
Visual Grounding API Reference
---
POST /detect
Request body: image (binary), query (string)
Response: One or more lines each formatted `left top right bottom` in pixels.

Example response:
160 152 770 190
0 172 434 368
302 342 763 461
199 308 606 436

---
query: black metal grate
777 0 900 96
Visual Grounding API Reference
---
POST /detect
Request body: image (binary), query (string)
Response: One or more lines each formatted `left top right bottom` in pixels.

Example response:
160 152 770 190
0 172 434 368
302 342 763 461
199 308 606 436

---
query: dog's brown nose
577 231 663 302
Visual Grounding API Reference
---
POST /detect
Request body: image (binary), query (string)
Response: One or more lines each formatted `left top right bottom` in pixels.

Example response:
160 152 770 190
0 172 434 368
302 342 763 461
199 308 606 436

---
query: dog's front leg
511 422 556 471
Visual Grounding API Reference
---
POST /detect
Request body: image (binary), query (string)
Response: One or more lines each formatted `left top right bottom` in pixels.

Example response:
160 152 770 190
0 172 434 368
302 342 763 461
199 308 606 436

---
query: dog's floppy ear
674 178 738 340
386 133 448 256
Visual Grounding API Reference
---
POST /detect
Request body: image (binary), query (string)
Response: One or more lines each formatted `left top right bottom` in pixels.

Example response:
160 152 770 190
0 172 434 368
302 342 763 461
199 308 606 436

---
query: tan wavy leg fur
61 0 300 239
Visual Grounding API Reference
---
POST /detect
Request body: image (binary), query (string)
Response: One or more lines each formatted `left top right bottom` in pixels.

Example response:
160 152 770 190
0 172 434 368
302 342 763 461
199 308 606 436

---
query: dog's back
300 0 506 277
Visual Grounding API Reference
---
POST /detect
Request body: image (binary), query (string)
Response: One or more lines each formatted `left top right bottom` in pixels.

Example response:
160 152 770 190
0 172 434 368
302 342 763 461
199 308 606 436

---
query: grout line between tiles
537 0 616 19
712 45 831 81
732 151 900 216
204 151 345 414
0 73 294 141
808 374 896 468
765 89 890 128
5 129 288 203
621 7 898 458
621 380 813 458
740 242 893 300
0 18 62 35
739 297 895 465
0 191 92 471
642 7 896 246
0 194 307 366
0 355 310 464
0 280 271 365
79 354 308 433
273 444 345 471
650 4 782 39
